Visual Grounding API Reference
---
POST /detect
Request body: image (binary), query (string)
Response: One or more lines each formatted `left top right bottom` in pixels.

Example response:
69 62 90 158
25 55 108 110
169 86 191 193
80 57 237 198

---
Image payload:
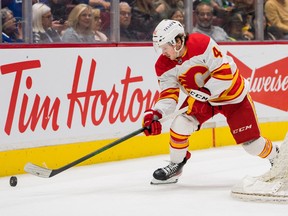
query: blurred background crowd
1 0 288 43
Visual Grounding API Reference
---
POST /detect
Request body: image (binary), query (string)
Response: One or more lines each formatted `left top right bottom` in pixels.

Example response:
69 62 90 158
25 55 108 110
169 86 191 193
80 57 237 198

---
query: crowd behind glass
1 0 288 44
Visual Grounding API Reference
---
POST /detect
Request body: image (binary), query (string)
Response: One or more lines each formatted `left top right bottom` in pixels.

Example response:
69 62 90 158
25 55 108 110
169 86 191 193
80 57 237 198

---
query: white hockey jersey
153 33 250 116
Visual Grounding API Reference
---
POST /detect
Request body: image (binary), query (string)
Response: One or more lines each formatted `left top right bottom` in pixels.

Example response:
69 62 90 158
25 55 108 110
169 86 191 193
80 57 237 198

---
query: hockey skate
151 151 191 185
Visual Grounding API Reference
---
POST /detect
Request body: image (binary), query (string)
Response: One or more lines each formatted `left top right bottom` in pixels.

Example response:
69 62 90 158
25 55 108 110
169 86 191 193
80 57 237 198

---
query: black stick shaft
49 127 145 177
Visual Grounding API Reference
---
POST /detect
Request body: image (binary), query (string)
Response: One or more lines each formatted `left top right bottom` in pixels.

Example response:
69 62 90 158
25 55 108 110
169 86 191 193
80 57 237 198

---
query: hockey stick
24 106 188 178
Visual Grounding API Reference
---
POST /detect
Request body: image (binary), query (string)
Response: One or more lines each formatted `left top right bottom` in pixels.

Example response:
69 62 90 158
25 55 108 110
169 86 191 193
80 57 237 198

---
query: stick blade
24 162 53 178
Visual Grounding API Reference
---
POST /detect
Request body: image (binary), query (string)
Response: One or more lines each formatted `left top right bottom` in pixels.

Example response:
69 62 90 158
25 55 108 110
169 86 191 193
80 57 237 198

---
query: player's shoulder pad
186 33 211 56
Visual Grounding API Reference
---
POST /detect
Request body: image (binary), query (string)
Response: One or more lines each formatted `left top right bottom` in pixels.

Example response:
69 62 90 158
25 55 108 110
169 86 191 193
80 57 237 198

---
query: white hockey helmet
153 19 185 49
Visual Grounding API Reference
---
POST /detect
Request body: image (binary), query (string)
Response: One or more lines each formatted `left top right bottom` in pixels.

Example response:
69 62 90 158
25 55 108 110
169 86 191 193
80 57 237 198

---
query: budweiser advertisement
0 45 287 151
229 52 287 112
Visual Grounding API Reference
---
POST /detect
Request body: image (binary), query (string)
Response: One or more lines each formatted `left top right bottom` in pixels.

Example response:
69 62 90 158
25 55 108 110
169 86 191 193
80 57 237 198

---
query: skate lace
163 162 179 175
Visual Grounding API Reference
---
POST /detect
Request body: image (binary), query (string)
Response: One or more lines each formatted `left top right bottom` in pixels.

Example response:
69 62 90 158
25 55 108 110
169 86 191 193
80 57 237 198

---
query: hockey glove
143 109 162 136
189 87 211 102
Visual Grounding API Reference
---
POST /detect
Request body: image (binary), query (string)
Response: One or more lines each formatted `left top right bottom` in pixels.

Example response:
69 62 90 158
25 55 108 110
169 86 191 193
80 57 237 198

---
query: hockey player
142 19 279 184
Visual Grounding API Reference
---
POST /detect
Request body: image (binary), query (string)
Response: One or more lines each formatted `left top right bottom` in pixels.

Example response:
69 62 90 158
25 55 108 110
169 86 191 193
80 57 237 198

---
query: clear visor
153 42 173 54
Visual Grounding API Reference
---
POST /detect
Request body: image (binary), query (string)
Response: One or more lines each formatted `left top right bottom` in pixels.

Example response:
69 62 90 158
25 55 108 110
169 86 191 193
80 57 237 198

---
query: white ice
0 141 287 216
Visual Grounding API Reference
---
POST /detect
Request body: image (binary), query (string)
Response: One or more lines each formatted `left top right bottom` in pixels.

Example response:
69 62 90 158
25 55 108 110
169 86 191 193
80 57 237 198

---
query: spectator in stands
119 2 141 41
193 0 234 25
169 7 185 28
2 0 48 18
4 0 22 19
224 13 254 40
153 0 184 19
192 2 232 41
1 7 23 43
62 3 96 43
248 14 283 40
264 0 288 39
32 3 62 43
37 1 68 36
92 8 108 41
48 0 109 27
129 0 162 41
229 0 255 34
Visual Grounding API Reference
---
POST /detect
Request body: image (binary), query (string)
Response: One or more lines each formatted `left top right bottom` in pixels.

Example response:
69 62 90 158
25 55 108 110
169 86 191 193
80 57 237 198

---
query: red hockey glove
142 109 162 136
189 87 211 102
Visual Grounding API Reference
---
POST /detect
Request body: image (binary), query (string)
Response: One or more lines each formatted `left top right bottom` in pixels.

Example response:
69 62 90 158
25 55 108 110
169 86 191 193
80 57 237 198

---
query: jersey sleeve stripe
158 88 180 103
211 63 234 80
210 70 245 102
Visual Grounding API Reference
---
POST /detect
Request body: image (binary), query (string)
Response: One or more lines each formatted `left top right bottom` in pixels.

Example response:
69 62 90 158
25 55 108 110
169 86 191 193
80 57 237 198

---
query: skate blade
150 176 178 185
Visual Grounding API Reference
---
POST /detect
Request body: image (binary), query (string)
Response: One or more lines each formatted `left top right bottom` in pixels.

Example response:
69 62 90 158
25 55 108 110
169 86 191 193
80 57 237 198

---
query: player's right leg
151 113 199 185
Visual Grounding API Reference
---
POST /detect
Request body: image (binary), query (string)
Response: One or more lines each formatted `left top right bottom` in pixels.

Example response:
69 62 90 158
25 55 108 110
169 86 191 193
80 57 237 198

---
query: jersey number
212 47 223 58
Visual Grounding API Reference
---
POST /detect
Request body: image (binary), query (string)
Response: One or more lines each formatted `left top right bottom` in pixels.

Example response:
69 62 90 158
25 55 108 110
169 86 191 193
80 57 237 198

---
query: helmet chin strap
174 37 185 58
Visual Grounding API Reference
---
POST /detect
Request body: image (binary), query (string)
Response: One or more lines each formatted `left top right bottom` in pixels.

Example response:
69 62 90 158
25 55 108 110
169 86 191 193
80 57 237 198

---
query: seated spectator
193 0 234 26
5 0 22 19
153 0 184 19
128 0 162 41
62 4 97 43
49 1 107 25
264 0 288 39
192 2 232 41
119 1 143 41
1 7 23 43
92 8 108 41
32 3 62 43
3 0 50 19
224 13 254 40
229 0 255 32
169 7 185 28
248 14 283 40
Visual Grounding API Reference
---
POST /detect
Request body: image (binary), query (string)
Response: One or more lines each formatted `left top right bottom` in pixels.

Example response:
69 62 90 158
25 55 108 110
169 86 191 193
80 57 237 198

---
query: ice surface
0 141 286 216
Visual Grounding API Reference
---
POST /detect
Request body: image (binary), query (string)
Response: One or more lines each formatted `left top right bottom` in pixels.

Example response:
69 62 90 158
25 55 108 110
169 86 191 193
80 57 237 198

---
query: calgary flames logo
229 52 288 112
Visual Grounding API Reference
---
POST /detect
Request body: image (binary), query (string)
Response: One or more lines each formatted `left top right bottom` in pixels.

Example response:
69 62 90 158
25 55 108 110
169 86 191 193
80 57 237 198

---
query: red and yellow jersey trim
210 70 245 103
157 87 180 103
211 63 233 80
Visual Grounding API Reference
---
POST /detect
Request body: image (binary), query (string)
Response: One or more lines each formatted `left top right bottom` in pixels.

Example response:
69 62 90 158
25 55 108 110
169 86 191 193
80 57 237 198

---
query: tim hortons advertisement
0 45 287 151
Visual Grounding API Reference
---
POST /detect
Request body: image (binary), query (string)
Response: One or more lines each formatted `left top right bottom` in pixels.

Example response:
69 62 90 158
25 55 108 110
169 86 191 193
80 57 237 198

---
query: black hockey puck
10 176 17 187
